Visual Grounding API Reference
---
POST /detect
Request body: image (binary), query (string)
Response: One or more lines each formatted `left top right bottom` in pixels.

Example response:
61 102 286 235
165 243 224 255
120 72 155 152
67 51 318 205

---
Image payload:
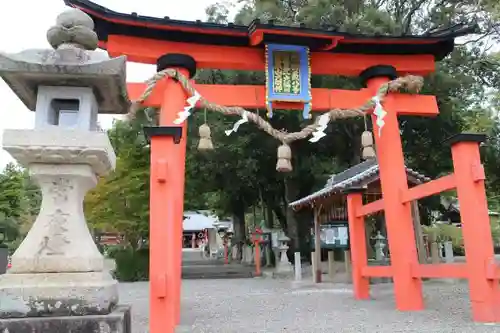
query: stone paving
119 279 500 333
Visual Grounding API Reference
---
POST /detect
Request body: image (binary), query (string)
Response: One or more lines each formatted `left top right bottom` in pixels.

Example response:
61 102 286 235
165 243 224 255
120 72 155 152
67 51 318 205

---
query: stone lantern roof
0 8 129 114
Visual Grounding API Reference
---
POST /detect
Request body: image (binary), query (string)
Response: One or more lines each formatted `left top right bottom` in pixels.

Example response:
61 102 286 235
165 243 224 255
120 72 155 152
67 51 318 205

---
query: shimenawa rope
129 69 424 171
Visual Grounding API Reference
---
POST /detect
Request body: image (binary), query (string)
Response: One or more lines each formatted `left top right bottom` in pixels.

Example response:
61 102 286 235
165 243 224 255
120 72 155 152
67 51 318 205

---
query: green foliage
423 215 500 255
84 110 151 248
201 0 500 249
108 246 149 282
0 163 41 248
0 163 25 219
0 214 20 243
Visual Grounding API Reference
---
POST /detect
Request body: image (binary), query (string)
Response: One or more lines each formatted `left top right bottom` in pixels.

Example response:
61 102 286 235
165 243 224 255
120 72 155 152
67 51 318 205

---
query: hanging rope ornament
361 115 376 160
276 143 293 172
129 68 424 173
198 109 214 150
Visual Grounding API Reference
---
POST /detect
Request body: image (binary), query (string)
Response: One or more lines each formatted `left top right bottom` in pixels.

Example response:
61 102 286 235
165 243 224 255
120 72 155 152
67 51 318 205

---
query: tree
0 163 25 220
199 0 500 251
0 163 41 248
84 110 152 248
0 212 20 243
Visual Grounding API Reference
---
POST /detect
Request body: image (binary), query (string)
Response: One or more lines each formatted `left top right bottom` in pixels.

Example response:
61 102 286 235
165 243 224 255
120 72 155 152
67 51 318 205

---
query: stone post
0 8 130 332
344 250 352 282
311 252 317 282
294 252 302 281
328 251 335 280
443 241 454 263
430 242 441 263
244 245 253 265
231 244 239 261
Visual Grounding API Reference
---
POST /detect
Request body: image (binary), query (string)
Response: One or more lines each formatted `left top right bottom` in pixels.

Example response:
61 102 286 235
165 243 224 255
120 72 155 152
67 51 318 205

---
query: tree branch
402 0 428 34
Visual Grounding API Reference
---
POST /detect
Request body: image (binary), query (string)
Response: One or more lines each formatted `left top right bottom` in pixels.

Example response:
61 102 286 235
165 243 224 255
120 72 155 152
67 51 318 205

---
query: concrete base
0 272 118 318
0 305 131 333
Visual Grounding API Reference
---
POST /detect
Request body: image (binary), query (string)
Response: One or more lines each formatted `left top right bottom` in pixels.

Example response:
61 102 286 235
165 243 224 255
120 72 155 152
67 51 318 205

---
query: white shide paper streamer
372 96 387 137
309 113 330 143
173 91 201 125
225 111 249 136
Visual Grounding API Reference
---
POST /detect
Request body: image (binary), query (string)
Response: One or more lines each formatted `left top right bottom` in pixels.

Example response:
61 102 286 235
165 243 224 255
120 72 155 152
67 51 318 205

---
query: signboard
311 222 350 250
265 44 311 119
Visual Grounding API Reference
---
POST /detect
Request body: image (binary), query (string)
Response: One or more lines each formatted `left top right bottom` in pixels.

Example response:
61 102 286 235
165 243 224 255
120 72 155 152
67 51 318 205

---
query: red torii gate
65 0 500 332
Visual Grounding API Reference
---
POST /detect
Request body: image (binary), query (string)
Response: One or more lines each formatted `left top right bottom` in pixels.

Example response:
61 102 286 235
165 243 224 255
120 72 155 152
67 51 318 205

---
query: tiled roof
289 159 430 210
65 0 478 60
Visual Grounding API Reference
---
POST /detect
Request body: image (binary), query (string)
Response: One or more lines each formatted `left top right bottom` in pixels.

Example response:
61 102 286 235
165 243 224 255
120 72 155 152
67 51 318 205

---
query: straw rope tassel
361 115 376 160
198 109 214 150
276 143 292 172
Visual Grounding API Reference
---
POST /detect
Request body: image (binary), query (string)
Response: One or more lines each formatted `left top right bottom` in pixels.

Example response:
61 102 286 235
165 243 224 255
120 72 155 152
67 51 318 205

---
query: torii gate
65 0 500 332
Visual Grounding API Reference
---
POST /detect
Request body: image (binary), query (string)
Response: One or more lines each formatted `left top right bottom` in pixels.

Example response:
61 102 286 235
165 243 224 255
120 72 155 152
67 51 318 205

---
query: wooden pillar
328 251 335 280
344 250 352 282
346 191 369 299
449 133 500 322
365 68 424 311
313 206 322 283
411 201 427 264
149 55 193 333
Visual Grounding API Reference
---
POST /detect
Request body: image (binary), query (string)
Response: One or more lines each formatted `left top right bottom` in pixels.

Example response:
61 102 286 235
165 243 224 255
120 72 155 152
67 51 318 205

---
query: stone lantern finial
47 8 98 50
0 8 129 115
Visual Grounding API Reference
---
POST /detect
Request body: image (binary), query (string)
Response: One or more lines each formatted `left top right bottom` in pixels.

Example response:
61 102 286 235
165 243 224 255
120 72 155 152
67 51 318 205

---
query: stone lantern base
276 246 293 274
0 129 120 319
0 272 118 318
0 306 131 333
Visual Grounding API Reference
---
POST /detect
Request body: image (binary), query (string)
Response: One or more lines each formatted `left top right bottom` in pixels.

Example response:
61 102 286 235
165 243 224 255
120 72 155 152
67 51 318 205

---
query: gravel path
119 279 500 333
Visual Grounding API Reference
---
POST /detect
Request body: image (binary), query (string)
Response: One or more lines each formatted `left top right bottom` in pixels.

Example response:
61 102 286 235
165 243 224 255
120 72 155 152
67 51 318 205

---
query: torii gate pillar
144 54 196 333
363 66 424 311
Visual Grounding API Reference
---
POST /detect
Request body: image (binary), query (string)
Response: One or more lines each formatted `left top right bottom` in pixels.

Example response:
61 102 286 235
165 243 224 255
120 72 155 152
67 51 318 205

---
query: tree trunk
295 208 313 257
266 205 275 228
231 200 247 261
344 0 363 16
284 177 300 252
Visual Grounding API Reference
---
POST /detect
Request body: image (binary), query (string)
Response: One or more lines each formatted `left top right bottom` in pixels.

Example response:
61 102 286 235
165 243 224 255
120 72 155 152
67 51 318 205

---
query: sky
0 0 229 169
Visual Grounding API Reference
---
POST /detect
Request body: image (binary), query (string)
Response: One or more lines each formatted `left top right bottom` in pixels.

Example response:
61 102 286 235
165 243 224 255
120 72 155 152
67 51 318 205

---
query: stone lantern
276 233 293 274
0 8 130 332
372 231 387 262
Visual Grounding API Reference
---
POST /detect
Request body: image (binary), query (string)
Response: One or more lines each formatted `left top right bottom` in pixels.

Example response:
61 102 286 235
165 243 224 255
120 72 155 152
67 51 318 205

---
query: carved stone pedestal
0 305 131 333
0 128 118 318
0 272 117 317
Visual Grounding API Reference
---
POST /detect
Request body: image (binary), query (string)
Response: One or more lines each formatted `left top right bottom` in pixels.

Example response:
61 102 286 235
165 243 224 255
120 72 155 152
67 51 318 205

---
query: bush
109 247 149 282
423 224 464 255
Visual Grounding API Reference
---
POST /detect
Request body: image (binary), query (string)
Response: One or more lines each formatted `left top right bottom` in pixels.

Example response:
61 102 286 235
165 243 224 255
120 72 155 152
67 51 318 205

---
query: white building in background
182 211 234 256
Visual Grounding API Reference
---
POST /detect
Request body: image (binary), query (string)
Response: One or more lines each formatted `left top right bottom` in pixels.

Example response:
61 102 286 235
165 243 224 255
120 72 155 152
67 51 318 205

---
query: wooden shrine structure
65 0 500 331
290 158 432 281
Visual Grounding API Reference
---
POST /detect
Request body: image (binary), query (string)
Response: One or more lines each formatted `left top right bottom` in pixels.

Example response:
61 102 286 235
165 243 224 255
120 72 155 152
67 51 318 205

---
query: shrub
423 224 464 255
109 247 149 282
